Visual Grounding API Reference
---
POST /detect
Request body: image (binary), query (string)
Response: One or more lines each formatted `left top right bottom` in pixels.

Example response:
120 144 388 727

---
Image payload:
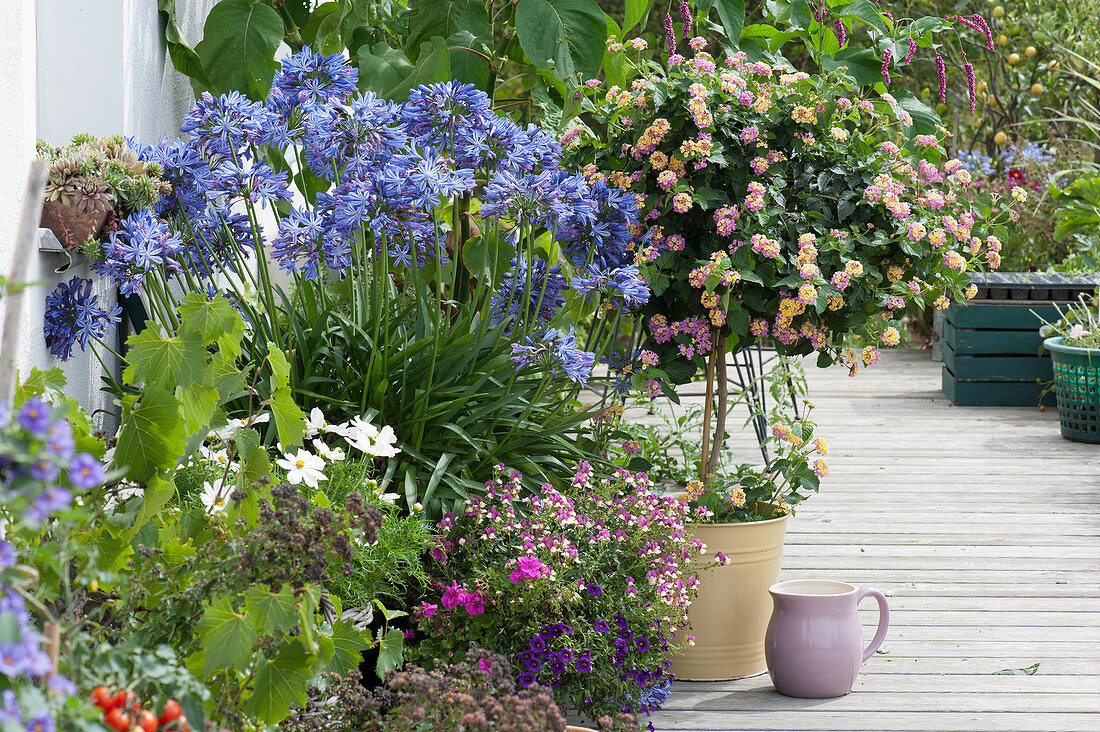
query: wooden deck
646 350 1100 732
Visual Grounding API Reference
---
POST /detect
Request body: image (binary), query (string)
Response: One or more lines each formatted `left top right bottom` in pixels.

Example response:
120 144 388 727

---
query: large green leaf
515 0 608 79
178 293 245 362
267 344 306 448
322 619 370 675
158 0 213 91
406 0 488 60
890 89 941 135
358 37 452 101
114 389 186 482
448 30 491 90
622 0 654 34
699 0 746 43
195 0 285 100
123 328 207 392
375 627 405 678
835 0 889 37
244 585 299 636
244 640 311 724
822 46 883 86
133 475 176 535
386 36 453 100
197 595 258 676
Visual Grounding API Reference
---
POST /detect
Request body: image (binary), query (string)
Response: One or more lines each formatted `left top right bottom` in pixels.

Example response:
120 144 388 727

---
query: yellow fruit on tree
994 131 1008 145
977 80 988 93
986 93 997 105
1025 46 1037 58
1007 53 1021 65
1049 60 1060 71
993 6 1005 18
1031 83 1044 95
996 34 1008 45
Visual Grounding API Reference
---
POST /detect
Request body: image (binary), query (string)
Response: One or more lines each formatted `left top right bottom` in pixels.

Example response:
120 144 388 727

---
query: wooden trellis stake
0 160 48 408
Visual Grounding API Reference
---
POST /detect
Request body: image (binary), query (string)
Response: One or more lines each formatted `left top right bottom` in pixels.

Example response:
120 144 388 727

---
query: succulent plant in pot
37 134 168 252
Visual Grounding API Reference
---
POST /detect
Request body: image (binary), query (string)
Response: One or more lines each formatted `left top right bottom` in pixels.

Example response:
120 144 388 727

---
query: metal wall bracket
38 228 84 274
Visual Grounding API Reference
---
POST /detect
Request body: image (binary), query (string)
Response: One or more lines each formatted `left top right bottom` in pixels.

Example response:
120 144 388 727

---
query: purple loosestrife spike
964 61 977 112
936 53 948 103
904 36 917 65
834 19 847 47
881 50 892 84
664 13 675 52
679 2 691 39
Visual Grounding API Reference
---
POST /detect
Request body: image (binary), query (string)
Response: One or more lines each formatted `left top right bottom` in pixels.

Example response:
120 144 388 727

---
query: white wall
0 0 217 433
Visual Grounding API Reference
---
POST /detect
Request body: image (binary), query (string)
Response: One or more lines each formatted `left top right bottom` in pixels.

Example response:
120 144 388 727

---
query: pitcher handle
857 588 890 662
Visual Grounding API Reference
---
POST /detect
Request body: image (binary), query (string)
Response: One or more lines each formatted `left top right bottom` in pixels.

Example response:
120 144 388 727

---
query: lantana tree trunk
699 335 729 482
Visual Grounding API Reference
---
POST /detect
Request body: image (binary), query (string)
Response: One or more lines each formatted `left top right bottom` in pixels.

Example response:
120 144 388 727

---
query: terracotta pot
668 512 788 680
40 199 110 252
565 727 596 732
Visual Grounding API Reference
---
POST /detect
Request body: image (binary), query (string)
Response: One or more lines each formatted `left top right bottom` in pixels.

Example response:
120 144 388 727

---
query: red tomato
104 708 131 732
110 690 127 711
137 709 158 732
159 700 182 724
90 686 112 709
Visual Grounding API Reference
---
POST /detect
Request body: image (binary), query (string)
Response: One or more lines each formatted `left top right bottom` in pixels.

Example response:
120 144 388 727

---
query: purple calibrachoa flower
68 453 104 490
16 399 51 438
0 541 14 570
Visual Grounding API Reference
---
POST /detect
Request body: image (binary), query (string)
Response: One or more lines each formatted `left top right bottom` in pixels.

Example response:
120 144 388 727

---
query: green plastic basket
1045 337 1100 444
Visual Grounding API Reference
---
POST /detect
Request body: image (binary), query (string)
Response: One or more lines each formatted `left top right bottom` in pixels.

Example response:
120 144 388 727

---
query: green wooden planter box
941 302 1058 407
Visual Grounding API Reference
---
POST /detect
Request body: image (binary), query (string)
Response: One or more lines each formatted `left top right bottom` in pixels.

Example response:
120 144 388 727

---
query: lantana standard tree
568 29 1021 514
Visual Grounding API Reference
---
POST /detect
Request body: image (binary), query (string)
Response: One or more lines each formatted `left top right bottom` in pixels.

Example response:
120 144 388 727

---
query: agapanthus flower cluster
569 40 1018 387
42 277 122 361
1 396 101 723
46 48 651 389
416 465 703 724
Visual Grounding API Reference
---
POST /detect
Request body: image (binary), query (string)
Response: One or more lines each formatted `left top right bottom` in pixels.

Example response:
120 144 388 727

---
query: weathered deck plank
648 350 1100 732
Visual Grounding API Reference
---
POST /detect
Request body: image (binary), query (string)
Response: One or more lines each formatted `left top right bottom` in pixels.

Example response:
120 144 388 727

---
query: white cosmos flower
345 417 402 458
209 413 271 441
201 479 232 514
305 408 348 439
313 438 346 462
200 445 239 474
378 492 401 505
276 448 328 488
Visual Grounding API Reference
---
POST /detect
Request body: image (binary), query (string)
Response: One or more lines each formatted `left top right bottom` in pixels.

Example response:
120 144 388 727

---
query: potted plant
411 465 700 727
567 13 1017 680
37 134 167 252
1040 293 1100 443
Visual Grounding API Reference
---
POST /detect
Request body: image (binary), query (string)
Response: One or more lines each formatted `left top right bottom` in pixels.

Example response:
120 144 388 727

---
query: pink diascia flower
1069 323 1091 339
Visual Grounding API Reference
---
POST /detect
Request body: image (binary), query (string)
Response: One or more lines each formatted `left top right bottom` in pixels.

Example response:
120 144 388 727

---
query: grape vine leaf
244 640 311 724
197 595 258 676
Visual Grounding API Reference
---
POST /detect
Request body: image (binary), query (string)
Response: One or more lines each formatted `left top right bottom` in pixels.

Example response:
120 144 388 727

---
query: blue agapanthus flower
490 256 568 330
572 264 651 309
180 91 278 160
956 149 994 176
402 81 494 147
559 178 642 269
270 207 352 279
95 210 184 295
509 328 595 383
42 277 122 361
269 45 360 113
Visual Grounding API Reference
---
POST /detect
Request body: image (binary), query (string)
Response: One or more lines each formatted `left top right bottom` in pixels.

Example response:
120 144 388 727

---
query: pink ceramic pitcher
764 580 890 698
